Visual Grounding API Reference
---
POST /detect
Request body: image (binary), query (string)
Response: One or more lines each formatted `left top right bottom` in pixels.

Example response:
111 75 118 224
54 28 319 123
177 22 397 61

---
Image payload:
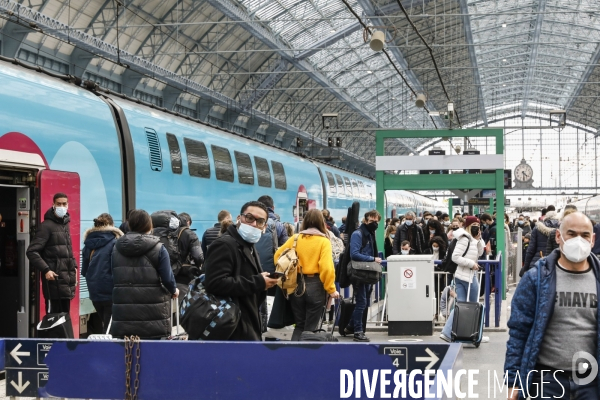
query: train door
294 186 308 223
0 150 43 338
37 170 81 338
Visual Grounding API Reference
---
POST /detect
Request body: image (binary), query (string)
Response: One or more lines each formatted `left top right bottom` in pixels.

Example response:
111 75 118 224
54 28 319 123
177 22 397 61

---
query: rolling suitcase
451 270 484 347
337 296 368 336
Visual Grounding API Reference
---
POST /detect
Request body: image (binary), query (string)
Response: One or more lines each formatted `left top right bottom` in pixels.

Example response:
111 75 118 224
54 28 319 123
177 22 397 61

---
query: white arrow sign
10 343 30 365
10 371 31 394
415 347 439 370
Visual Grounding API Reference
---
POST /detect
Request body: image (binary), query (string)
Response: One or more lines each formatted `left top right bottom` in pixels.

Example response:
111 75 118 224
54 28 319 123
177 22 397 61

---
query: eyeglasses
240 213 267 228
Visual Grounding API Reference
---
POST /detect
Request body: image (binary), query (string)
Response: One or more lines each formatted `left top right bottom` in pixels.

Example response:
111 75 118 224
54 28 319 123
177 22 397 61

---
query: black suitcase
451 271 484 347
337 297 368 336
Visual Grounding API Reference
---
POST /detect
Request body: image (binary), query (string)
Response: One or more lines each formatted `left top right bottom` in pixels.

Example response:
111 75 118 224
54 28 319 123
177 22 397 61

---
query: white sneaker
440 333 451 343
481 336 490 343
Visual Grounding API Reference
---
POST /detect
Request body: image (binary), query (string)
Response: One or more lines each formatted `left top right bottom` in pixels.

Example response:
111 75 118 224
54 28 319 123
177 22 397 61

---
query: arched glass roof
1 0 600 174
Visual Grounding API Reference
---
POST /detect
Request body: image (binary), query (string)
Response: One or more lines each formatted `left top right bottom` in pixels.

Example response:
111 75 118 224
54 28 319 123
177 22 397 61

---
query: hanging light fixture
415 93 427 108
370 30 385 52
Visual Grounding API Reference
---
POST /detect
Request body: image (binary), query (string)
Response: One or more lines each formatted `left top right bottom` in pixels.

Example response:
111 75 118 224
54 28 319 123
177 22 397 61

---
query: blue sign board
4 340 53 397
5 339 461 399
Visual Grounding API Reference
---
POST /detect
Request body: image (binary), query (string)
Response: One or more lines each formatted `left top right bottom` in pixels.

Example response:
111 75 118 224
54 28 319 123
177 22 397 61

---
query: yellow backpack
275 235 305 298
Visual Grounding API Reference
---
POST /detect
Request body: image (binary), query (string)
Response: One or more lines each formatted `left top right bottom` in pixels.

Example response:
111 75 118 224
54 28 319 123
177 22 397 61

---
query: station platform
1 326 510 400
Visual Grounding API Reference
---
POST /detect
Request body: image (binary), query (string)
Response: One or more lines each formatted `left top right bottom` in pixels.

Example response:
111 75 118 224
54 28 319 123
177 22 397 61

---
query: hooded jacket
505 249 600 398
111 232 176 339
27 207 77 300
204 224 267 341
81 225 123 302
523 211 560 274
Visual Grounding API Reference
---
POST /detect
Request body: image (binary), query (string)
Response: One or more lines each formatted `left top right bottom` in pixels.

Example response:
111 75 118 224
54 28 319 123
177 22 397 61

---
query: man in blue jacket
505 212 600 399
345 209 382 342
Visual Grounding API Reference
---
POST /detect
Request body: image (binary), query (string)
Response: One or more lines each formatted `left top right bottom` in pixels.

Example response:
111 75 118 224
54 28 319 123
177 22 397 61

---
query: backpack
441 237 471 274
328 231 344 261
275 235 304 298
153 225 187 276
255 219 279 273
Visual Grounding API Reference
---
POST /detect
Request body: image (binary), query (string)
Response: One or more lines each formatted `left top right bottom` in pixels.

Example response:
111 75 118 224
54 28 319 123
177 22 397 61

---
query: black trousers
289 276 327 341
92 300 113 333
45 298 71 314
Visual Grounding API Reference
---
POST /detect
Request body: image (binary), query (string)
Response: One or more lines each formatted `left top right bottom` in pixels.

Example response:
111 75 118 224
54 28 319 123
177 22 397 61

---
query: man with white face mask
204 201 279 341
505 212 600 399
393 211 425 255
27 192 77 315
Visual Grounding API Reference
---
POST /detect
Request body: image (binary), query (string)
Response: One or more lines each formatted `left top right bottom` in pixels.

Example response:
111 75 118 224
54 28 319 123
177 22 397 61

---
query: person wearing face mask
400 241 412 255
393 211 425 255
446 218 461 242
204 201 279 341
27 192 77 316
516 215 532 235
384 225 397 258
110 209 179 339
427 219 449 251
345 209 382 342
274 209 340 340
440 216 487 343
521 208 560 277
505 212 600 399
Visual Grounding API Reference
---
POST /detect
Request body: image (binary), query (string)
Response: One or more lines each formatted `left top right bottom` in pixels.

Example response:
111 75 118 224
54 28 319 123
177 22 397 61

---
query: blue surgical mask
54 206 67 218
401 250 409 255
390 234 395 239
238 222 262 243
518 221 524 225
405 220 413 226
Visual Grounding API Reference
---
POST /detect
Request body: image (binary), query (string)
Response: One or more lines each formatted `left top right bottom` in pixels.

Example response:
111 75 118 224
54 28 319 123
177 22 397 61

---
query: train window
145 128 163 172
166 133 182 174
351 179 359 198
211 145 234 182
184 138 210 178
271 161 287 190
335 174 345 196
326 172 336 195
254 156 272 187
234 151 254 185
343 176 353 197
358 181 366 199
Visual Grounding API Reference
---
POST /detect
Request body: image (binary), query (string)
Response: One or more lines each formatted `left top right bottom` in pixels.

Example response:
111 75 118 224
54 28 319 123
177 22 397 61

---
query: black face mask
452 227 459 231
471 226 480 236
367 222 378 232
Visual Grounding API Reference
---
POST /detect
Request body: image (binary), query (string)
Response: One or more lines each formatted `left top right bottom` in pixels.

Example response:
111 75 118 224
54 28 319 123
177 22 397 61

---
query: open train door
37 170 81 338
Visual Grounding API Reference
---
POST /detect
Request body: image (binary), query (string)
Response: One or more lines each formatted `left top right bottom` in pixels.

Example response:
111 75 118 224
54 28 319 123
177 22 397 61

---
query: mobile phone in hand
268 272 285 279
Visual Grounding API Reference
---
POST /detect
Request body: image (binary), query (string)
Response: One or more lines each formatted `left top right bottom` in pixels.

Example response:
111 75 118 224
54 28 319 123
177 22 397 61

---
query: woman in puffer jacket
81 213 123 334
440 216 486 343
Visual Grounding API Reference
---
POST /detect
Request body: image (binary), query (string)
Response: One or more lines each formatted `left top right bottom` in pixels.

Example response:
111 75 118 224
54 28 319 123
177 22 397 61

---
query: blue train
0 60 444 337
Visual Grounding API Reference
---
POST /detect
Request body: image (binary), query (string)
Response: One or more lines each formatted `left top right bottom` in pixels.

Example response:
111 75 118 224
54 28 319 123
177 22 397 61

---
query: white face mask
401 250 409 255
54 206 68 218
432 246 439 252
429 229 436 234
559 231 592 263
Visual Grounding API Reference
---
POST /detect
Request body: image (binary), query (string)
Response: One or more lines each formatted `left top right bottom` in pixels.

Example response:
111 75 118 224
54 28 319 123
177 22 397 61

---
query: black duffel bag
180 275 240 340
300 330 338 342
37 282 74 338
347 260 382 285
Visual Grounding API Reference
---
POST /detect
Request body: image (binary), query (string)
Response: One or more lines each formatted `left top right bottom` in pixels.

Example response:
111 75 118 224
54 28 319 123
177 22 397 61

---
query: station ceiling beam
563 42 600 113
458 0 488 127
521 0 547 119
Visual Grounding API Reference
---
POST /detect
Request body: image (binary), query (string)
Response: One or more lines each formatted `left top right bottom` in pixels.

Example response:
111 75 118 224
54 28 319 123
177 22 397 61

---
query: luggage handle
465 265 483 304
425 285 429 298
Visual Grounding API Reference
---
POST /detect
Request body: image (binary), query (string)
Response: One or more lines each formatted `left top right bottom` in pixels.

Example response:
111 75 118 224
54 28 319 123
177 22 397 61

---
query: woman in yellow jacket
274 209 340 341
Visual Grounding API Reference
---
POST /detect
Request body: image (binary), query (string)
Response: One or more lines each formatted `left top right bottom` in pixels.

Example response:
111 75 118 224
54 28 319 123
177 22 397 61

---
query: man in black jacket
393 211 425 255
201 210 231 256
204 201 279 341
27 192 76 313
